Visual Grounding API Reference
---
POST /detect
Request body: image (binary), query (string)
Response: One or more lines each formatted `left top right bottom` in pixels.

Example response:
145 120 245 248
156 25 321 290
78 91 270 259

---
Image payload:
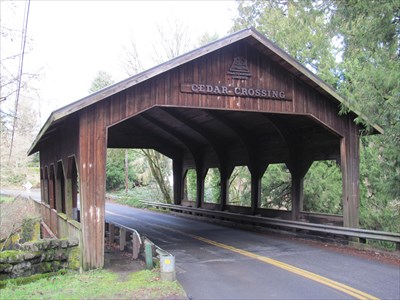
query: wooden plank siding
31 30 368 269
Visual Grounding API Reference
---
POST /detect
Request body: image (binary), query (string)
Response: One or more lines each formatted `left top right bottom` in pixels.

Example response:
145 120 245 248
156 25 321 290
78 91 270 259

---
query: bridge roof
28 27 382 155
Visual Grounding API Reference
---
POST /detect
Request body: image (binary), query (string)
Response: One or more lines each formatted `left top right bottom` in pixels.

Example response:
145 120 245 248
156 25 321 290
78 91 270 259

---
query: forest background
1 0 399 238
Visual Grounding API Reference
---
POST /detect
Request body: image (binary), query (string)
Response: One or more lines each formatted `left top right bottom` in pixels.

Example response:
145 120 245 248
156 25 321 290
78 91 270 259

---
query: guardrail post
119 228 126 251
109 223 115 244
132 233 140 259
159 252 176 281
144 239 153 269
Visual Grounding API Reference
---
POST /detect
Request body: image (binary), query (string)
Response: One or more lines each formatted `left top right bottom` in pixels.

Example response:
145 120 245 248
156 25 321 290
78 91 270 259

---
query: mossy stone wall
0 238 79 281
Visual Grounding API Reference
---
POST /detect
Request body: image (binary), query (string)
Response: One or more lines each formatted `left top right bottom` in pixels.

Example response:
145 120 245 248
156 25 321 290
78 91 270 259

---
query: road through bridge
105 203 400 300
2 189 399 299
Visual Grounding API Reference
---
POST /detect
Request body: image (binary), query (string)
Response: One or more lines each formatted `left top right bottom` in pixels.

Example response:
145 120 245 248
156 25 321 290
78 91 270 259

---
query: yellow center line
106 210 379 300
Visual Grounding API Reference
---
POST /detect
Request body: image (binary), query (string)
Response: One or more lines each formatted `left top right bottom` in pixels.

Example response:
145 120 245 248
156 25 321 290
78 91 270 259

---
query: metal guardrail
141 201 400 248
105 218 176 280
106 219 142 244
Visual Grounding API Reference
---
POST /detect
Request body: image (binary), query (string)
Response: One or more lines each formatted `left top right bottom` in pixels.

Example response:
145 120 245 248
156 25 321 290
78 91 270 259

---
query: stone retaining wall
0 238 79 280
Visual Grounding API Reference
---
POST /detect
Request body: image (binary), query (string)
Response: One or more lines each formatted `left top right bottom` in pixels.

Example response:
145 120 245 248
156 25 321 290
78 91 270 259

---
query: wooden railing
142 201 400 250
31 198 81 242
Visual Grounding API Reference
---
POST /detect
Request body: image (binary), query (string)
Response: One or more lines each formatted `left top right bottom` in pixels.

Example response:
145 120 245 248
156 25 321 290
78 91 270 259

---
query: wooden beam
159 107 227 168
141 112 206 206
120 116 183 159
340 121 360 228
79 105 107 270
141 112 203 163
173 156 183 205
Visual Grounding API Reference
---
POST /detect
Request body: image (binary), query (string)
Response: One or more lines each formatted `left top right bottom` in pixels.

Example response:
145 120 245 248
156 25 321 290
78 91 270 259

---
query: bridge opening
260 163 291 211
184 169 197 203
228 166 251 207
301 160 343 225
56 161 66 214
204 168 220 204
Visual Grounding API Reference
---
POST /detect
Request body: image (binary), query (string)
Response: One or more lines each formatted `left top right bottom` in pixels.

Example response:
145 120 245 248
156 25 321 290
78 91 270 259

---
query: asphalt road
2 190 399 299
0 188 41 202
105 203 400 300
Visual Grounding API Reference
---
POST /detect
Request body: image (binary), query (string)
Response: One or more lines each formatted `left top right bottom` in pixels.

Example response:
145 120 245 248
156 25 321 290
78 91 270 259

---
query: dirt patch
104 244 146 280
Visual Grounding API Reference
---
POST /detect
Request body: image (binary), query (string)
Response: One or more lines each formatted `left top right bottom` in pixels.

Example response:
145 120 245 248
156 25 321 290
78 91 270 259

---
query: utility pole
9 0 31 161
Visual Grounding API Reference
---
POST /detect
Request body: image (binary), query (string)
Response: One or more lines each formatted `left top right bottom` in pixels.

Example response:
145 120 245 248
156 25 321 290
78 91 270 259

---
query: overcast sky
2 1 237 125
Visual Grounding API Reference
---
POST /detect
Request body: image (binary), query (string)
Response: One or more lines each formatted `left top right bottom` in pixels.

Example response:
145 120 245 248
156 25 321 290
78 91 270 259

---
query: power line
8 0 31 161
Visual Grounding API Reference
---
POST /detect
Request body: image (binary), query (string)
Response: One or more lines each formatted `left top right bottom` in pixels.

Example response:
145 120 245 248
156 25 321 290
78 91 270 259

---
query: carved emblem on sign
227 56 252 80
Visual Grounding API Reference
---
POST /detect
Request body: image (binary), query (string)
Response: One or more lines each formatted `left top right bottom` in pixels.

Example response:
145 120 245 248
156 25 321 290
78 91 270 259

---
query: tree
88 71 114 94
121 35 144 77
303 161 342 214
261 164 292 210
198 32 220 47
140 149 172 203
1 2 41 188
331 0 400 232
105 149 140 191
232 0 400 233
151 19 193 64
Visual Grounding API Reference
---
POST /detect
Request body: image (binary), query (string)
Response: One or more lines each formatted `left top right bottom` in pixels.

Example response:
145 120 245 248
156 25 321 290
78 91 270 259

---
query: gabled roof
28 27 382 155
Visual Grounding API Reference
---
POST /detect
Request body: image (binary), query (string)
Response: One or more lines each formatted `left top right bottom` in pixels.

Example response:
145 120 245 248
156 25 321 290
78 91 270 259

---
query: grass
0 195 15 204
0 269 185 300
108 185 165 208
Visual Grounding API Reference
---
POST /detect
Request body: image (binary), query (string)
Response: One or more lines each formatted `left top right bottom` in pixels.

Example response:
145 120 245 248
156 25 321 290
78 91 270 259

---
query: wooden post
65 178 73 218
220 170 228 211
340 124 360 228
79 106 107 270
173 156 183 205
132 233 140 259
109 223 115 245
250 164 267 216
289 160 311 221
195 162 206 208
250 172 261 215
291 174 304 221
119 228 126 251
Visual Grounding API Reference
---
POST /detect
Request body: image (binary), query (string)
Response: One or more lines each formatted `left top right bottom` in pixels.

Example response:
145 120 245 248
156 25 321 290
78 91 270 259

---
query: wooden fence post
119 228 126 251
132 233 140 259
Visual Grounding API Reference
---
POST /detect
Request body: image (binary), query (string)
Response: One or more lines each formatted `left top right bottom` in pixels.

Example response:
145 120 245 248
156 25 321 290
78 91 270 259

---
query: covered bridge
28 28 381 270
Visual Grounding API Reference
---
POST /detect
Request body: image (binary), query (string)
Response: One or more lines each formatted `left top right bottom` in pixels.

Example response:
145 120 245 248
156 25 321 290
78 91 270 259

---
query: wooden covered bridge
28 28 381 270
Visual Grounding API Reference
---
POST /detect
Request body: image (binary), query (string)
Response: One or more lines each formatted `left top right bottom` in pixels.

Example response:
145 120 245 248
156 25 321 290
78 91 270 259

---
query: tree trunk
141 149 172 203
125 149 129 193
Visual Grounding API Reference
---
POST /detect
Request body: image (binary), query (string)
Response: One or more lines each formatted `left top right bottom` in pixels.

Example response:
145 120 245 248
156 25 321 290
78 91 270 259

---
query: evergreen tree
332 0 400 232
232 0 400 233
